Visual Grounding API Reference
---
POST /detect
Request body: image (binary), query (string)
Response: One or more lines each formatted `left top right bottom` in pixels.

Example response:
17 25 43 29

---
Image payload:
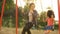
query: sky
14 0 59 20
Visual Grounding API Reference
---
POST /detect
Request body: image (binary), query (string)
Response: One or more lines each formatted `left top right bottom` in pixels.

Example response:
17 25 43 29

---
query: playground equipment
0 0 60 34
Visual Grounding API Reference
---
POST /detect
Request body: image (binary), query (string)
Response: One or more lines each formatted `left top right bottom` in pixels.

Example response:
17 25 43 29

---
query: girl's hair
47 10 55 18
29 3 35 8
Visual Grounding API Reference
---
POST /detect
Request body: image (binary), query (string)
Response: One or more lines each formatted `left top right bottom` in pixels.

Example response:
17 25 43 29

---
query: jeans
22 22 33 34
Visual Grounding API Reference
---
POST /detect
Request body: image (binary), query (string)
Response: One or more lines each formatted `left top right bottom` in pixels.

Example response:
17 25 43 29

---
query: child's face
51 15 54 18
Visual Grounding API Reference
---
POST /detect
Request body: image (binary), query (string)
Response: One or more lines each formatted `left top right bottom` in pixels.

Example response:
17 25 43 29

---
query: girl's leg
22 23 29 34
44 30 48 34
44 26 52 34
27 29 31 34
27 22 33 34
22 22 33 34
22 26 27 34
45 30 51 34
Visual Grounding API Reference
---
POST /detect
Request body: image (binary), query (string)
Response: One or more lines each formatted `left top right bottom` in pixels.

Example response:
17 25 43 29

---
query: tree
40 11 47 22
0 0 15 27
38 11 47 27
0 0 14 12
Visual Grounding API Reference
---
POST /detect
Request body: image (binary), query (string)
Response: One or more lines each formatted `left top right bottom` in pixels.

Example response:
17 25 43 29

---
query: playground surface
0 27 58 34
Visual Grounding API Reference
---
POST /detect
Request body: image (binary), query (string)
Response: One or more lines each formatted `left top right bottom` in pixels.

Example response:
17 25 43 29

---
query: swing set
0 0 60 34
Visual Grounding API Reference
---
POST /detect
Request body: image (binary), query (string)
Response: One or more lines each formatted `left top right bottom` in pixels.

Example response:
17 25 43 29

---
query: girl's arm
51 15 55 25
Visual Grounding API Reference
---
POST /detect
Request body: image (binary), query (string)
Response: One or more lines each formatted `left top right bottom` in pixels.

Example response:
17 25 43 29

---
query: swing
0 0 60 34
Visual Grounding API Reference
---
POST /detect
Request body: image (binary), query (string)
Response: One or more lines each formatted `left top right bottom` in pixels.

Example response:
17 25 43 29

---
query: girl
22 3 38 34
44 10 55 34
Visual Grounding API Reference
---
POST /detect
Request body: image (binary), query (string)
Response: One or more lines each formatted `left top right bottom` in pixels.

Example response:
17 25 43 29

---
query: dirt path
0 27 58 34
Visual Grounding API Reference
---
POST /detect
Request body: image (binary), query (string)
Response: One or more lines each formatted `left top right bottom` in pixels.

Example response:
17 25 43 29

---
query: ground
0 27 58 34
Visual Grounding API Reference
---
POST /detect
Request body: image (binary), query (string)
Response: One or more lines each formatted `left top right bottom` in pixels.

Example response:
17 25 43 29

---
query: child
44 10 55 34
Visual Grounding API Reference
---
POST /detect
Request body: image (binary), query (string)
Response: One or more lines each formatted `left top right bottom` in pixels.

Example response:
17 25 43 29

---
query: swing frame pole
16 0 18 34
58 0 60 34
0 0 6 30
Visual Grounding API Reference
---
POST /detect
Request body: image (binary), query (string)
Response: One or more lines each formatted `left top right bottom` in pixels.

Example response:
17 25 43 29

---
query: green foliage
37 11 47 27
0 0 3 13
0 0 58 29
54 24 58 29
24 5 29 12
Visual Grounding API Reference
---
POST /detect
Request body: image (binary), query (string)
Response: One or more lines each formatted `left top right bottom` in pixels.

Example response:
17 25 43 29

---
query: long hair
47 10 55 18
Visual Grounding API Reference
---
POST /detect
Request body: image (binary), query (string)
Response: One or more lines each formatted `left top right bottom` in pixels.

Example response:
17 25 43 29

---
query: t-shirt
28 12 33 22
46 17 54 26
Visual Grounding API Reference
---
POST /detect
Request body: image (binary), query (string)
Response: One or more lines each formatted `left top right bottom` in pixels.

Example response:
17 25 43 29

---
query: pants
22 22 33 34
44 25 53 30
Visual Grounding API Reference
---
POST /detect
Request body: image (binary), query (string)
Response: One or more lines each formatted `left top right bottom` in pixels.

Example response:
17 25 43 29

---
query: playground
0 0 60 34
0 27 58 34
